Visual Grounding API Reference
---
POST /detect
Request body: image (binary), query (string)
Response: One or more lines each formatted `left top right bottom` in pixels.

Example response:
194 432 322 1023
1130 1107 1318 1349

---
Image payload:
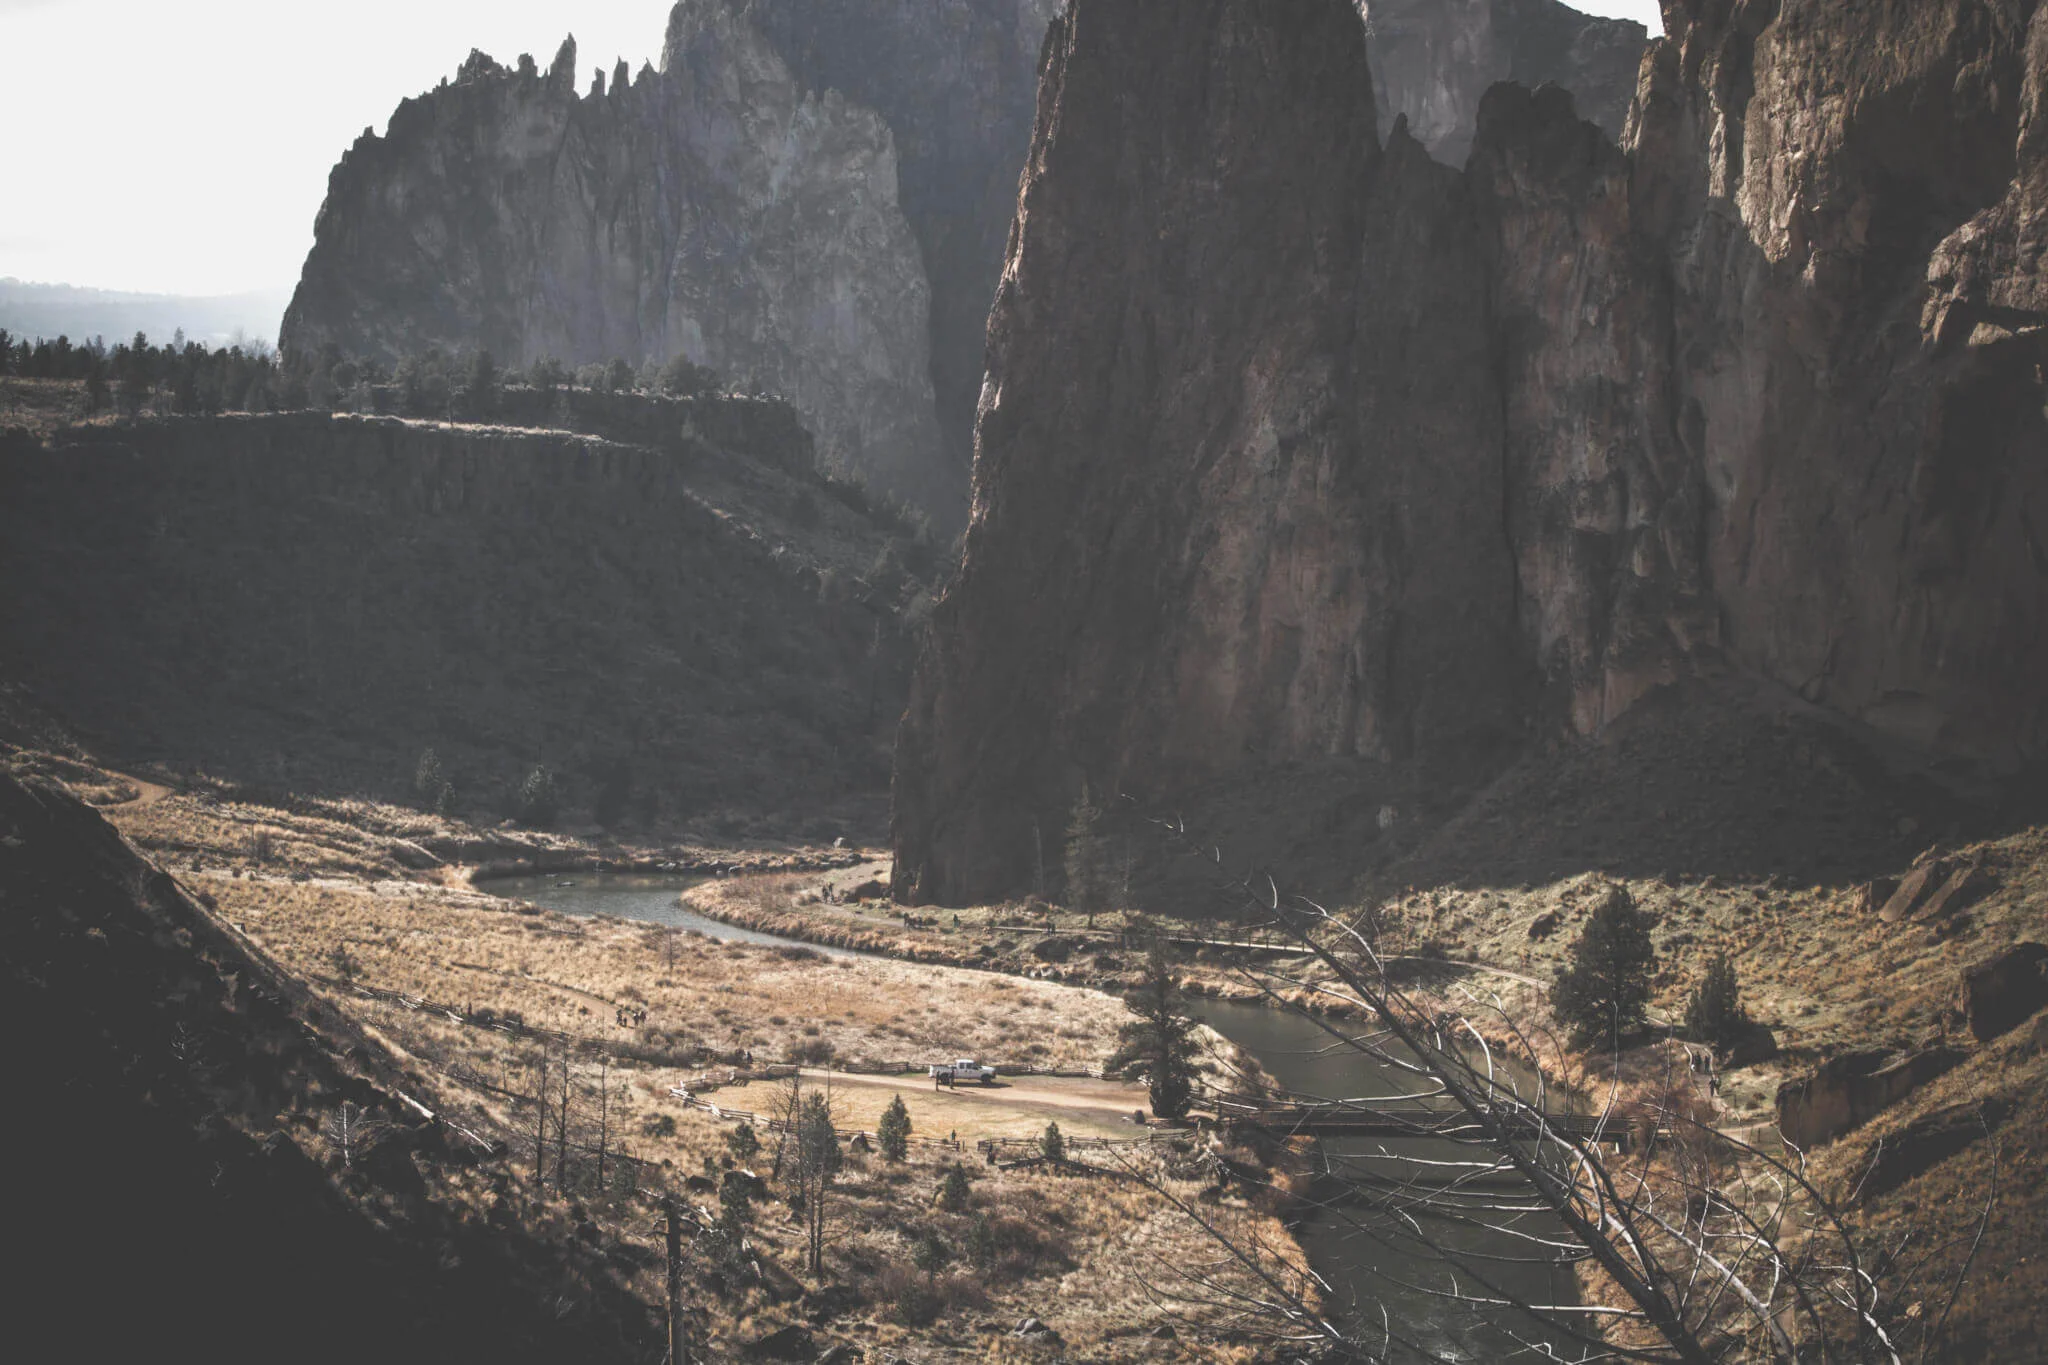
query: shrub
1684 953 1752 1049
726 1121 759 1165
1553 886 1658 1050
877 1094 911 1161
790 1036 835 1066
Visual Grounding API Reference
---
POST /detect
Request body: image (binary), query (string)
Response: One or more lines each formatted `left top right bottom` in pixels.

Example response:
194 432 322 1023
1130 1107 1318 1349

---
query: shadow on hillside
1133 677 2038 916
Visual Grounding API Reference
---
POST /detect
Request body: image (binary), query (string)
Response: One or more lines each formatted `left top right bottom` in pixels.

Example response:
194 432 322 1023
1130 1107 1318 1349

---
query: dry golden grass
203 868 1133 1075
51 762 1299 1357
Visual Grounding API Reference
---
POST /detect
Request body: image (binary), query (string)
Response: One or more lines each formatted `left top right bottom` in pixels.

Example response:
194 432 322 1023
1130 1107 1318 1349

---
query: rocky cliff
893 0 2048 905
1361 0 1649 163
282 2 1053 521
0 406 931 836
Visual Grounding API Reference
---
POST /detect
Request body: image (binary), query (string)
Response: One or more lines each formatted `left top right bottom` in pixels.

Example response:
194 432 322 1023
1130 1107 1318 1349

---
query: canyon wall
282 1 1052 522
1361 0 1648 163
0 410 926 835
894 0 2048 905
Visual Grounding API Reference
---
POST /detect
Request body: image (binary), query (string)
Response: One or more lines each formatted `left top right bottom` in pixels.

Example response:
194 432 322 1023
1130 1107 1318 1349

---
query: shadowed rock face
893 0 2048 906
283 2 1052 520
1360 0 1649 164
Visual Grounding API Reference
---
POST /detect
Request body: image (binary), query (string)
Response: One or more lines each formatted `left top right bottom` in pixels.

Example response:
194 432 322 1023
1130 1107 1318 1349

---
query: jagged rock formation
1360 0 1649 163
893 0 2048 905
282 2 1053 520
0 406 931 834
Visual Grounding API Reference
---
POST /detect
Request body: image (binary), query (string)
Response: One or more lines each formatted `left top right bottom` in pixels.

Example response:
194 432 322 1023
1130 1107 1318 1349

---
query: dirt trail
799 1067 1147 1123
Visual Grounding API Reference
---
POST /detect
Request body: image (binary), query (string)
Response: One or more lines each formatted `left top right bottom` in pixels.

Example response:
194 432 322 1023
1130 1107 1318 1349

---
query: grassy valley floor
7 747 1310 1360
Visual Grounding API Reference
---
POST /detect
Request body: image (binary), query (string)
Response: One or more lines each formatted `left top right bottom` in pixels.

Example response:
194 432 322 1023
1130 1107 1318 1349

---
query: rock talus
894 0 2048 905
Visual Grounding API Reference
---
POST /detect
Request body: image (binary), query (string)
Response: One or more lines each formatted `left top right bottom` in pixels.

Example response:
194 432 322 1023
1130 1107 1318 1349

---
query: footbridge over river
1213 1094 1623 1147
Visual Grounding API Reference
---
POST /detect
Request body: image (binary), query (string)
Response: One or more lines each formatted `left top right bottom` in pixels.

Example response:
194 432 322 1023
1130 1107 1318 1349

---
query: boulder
1775 1045 1964 1148
1878 861 1949 923
1959 942 2048 1042
1030 936 1076 963
1855 878 1899 915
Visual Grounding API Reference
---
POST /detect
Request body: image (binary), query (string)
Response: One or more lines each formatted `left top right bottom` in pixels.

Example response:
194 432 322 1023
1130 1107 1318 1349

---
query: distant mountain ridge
0 278 289 348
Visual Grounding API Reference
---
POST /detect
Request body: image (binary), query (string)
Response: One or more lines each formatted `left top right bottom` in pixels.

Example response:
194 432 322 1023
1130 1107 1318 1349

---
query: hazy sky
0 0 1665 302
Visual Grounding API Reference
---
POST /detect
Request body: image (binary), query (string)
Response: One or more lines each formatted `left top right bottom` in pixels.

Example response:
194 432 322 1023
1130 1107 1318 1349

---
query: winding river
480 872 1572 1360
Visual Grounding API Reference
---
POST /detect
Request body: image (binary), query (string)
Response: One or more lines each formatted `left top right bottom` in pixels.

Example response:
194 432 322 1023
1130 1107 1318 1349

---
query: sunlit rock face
892 0 2048 905
283 2 1052 519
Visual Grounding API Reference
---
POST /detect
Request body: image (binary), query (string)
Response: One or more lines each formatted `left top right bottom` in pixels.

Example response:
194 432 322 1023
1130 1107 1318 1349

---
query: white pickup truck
928 1058 997 1086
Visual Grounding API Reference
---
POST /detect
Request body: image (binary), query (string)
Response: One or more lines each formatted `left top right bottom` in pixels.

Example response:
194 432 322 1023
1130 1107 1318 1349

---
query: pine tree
726 1120 760 1166
1063 781 1110 925
876 1093 912 1161
1552 887 1659 1050
516 764 560 828
1105 940 1199 1120
912 1227 950 1284
938 1162 971 1213
1684 953 1751 1049
468 348 499 414
1039 1120 1065 1163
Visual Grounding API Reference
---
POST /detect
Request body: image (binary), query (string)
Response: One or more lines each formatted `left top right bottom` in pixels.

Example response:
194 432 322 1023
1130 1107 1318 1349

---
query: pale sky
0 0 1665 304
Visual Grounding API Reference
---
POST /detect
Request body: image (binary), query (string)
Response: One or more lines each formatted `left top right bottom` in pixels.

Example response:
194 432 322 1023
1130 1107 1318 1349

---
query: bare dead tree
595 1055 611 1190
323 1101 389 1171
555 1046 573 1190
1115 811 1994 1365
532 1048 550 1191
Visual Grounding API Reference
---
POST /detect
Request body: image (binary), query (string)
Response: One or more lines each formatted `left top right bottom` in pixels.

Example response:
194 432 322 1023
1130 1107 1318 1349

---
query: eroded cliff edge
893 0 2048 906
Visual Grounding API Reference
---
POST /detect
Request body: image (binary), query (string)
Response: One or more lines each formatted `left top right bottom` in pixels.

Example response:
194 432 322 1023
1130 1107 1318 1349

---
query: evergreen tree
516 764 560 828
912 1227 950 1284
1684 953 1751 1049
658 352 719 396
1552 887 1659 1050
726 1120 760 1166
468 348 498 414
876 1093 911 1161
1063 781 1110 925
966 1213 995 1271
1105 940 1199 1120
1039 1120 1064 1163
938 1163 971 1213
83 358 108 414
528 356 570 392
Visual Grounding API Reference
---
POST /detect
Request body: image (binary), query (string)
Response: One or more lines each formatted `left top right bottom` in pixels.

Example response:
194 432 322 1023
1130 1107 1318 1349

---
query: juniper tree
938 1162 972 1213
1684 952 1751 1050
1039 1120 1064 1163
1552 886 1658 1050
1106 940 1199 1120
876 1093 911 1161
